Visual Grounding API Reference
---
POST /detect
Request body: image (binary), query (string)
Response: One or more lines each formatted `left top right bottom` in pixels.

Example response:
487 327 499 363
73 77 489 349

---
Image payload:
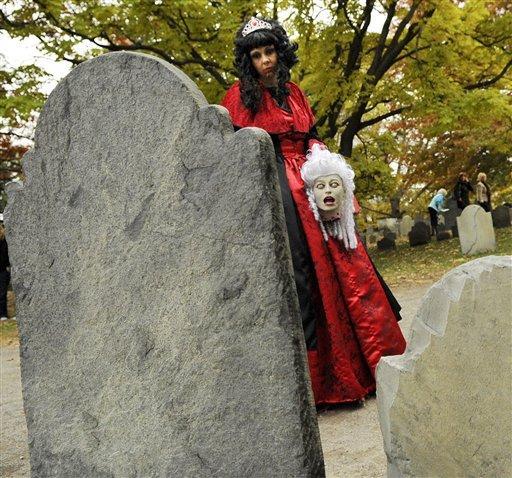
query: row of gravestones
369 201 511 252
6 52 511 477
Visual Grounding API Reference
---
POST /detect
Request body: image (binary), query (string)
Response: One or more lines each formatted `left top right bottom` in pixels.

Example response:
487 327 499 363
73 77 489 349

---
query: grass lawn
0 291 17 345
368 227 512 288
0 318 18 346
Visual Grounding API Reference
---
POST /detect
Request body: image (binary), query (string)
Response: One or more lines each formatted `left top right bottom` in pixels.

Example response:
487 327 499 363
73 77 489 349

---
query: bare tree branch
29 1 230 87
465 57 512 90
364 99 392 114
0 8 39 28
369 0 396 69
392 44 430 64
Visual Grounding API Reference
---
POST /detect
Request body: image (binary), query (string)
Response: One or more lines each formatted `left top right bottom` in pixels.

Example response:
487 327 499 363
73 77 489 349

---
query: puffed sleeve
220 82 245 129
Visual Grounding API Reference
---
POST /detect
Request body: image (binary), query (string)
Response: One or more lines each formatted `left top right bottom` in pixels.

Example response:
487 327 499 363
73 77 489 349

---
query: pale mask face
313 174 345 214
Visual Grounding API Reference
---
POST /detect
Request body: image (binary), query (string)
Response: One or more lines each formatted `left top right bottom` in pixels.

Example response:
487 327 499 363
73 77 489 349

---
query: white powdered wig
301 144 358 249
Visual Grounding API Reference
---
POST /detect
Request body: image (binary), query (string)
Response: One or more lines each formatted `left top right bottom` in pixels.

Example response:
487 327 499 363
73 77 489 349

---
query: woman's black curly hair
234 18 298 114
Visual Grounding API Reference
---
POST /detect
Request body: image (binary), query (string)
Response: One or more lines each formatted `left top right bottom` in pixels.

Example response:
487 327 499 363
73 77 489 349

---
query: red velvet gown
221 81 406 405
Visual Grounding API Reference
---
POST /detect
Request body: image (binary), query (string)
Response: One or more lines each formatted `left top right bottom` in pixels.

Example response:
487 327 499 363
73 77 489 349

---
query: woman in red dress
221 17 406 406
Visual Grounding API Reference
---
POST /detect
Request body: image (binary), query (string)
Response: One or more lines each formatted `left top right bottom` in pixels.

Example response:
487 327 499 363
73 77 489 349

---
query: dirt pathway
0 284 431 478
1 344 29 477
318 283 431 477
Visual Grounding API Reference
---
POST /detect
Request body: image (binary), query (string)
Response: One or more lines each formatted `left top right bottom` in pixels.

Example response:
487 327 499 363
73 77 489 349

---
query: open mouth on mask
324 196 335 204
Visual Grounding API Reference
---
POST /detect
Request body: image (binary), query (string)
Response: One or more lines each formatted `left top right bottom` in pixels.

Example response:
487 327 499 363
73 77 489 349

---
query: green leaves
1 0 510 203
0 64 46 126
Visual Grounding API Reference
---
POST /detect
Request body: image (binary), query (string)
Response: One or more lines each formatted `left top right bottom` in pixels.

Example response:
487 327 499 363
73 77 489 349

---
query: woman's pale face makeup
313 174 345 219
250 44 278 86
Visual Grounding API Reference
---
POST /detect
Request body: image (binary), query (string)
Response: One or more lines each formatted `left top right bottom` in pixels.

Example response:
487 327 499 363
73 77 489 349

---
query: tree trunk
339 118 360 157
339 105 366 157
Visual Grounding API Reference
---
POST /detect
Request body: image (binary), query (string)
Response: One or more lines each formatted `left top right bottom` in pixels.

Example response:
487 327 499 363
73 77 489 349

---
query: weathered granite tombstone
399 215 413 237
5 52 324 477
379 228 396 243
443 198 461 229
456 204 496 255
377 236 396 251
408 222 430 247
491 205 511 228
377 256 512 478
384 229 397 241
435 223 451 241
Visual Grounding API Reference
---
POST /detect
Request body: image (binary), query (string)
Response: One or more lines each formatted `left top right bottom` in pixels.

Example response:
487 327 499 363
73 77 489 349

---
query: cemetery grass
0 291 17 345
0 319 18 346
368 228 512 288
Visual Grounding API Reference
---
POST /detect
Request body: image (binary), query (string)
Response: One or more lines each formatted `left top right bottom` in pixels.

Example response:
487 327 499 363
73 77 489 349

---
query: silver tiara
242 17 272 37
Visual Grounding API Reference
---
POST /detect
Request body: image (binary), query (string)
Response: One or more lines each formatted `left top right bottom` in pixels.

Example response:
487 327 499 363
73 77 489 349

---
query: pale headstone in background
456 204 496 255
377 256 512 478
399 215 413 237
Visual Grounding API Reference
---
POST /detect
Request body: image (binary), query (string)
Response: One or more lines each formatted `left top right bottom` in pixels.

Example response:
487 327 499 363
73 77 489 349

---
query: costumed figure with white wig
301 144 358 250
221 16 406 406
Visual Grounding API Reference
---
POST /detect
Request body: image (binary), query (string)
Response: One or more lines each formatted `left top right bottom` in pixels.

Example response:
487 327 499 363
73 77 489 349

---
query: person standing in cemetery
475 172 492 212
454 172 473 210
221 17 406 407
427 188 448 236
0 216 10 321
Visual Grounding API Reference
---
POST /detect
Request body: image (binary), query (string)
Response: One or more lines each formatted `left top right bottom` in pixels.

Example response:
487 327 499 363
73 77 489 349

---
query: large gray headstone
5 52 324 477
377 256 512 477
456 204 496 255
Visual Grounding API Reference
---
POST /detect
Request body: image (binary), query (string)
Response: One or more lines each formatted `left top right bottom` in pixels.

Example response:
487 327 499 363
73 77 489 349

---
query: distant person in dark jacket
454 172 473 210
0 217 10 321
475 172 492 212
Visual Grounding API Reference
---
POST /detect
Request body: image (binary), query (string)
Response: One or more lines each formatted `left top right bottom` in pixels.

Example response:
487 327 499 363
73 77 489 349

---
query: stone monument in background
408 222 430 247
456 204 496 255
491 205 511 228
398 215 413 237
377 256 512 477
443 197 461 237
5 52 324 477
